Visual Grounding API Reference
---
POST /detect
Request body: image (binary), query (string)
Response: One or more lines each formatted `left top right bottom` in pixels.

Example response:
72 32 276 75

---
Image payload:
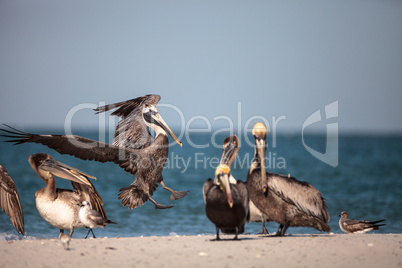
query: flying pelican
79 200 117 238
246 123 330 236
28 153 106 238
219 135 269 235
0 165 24 235
203 164 249 240
339 211 386 234
0 94 188 209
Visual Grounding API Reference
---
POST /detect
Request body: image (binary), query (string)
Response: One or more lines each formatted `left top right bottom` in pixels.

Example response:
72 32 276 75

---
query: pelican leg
58 229 64 239
69 227 75 238
148 195 174 209
281 225 289 236
212 227 221 241
233 226 239 240
275 225 284 236
159 181 189 200
258 221 269 235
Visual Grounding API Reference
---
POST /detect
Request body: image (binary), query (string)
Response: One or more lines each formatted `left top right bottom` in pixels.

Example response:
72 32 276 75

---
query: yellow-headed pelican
246 123 330 236
203 164 249 240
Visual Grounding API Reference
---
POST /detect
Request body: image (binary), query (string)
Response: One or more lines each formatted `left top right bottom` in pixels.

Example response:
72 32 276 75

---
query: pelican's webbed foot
258 221 269 235
160 181 189 200
148 196 174 209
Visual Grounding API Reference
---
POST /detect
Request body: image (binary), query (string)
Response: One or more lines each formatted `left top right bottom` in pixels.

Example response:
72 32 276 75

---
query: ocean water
0 130 401 240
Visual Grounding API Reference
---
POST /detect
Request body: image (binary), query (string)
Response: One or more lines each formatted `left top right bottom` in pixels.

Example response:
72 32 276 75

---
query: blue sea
1 129 401 240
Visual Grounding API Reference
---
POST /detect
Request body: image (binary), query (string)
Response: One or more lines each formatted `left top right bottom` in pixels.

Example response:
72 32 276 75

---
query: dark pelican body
0 165 24 235
29 153 106 238
79 201 117 238
246 123 330 236
203 164 249 240
339 211 386 234
0 95 187 209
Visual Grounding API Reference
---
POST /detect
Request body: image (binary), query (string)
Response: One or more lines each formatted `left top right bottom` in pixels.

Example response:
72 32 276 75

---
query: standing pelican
0 94 188 209
0 165 24 235
246 123 330 236
203 164 249 240
28 153 106 238
339 211 386 234
219 135 269 235
79 200 117 238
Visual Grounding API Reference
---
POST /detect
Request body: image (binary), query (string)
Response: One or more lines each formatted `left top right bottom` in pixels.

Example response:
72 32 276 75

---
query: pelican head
142 104 182 147
28 153 93 187
252 123 268 193
215 164 233 208
220 135 239 166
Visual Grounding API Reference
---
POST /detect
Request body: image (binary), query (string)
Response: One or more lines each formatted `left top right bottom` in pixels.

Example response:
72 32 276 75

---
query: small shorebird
203 164 249 240
79 200 117 238
246 123 330 236
28 153 107 238
0 165 24 235
339 211 386 234
0 95 188 210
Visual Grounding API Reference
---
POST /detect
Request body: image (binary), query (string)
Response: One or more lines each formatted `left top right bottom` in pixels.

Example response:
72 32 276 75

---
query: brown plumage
0 165 24 235
339 211 385 234
0 95 188 209
29 153 106 238
246 123 330 236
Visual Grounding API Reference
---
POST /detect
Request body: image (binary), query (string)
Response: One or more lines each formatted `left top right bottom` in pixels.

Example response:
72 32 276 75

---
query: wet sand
0 233 401 268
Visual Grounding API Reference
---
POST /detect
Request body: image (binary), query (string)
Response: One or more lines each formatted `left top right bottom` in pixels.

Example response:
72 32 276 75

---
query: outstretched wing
0 125 139 176
267 173 330 222
0 165 24 235
1 125 122 163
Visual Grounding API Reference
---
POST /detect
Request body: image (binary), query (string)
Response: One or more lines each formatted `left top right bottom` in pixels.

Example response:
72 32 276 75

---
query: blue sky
1 1 401 134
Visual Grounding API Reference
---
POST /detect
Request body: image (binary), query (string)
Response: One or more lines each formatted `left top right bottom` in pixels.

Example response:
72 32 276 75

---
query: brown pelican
339 211 386 234
0 165 24 235
246 122 330 236
0 94 188 209
202 164 249 240
79 200 117 238
28 153 106 238
219 135 269 235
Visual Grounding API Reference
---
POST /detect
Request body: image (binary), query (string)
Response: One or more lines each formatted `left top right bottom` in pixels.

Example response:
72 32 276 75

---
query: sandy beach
0 233 400 268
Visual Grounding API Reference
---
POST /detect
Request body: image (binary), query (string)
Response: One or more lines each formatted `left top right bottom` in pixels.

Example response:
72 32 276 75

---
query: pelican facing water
203 164 249 240
0 165 24 235
246 123 330 236
0 94 188 209
28 153 106 238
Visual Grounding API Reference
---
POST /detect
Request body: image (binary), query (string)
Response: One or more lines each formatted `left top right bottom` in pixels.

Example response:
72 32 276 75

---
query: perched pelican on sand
0 94 188 209
246 123 330 236
219 135 269 235
339 211 386 234
79 200 117 238
203 164 249 240
0 165 24 235
28 153 106 238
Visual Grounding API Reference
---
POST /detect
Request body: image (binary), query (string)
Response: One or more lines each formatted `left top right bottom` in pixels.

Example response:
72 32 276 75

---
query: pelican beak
218 172 234 208
39 159 94 187
147 110 182 147
256 138 267 193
